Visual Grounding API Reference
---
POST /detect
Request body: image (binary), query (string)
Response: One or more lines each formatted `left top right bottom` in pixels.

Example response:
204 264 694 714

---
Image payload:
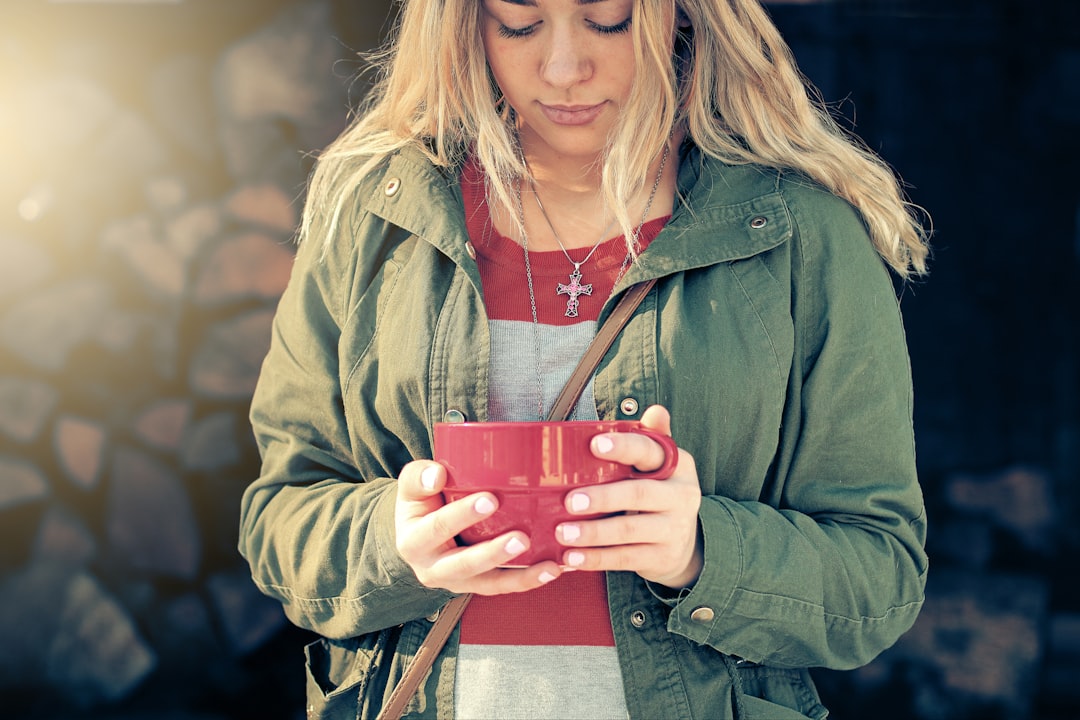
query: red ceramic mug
433 420 679 566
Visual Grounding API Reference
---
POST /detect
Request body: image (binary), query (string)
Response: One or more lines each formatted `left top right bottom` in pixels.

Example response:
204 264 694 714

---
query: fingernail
594 435 614 454
560 524 581 542
505 537 526 556
570 493 590 513
474 496 495 515
567 551 585 567
539 571 557 584
421 466 439 492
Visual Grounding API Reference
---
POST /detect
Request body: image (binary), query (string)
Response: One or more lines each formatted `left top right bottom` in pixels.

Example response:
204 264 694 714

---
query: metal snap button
426 610 441 623
690 606 715 623
465 241 477 260
630 610 647 628
443 409 467 423
749 216 768 229
384 177 402 197
620 398 639 416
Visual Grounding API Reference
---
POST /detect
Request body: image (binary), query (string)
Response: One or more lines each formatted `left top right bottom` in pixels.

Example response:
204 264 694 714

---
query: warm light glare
17 186 54 223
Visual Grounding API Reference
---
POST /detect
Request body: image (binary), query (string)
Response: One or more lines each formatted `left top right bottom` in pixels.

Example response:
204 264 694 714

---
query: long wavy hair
304 0 929 278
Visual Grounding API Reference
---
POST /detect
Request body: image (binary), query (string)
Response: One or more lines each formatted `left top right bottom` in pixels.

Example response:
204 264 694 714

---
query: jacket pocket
737 664 828 720
304 630 395 720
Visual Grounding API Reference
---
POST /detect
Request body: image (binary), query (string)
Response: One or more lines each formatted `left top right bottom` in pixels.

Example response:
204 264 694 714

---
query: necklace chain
532 189 617 273
521 142 670 319
516 143 671 419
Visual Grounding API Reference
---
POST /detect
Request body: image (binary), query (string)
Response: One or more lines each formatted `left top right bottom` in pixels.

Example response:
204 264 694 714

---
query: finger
420 538 564 593
556 510 679 548
433 558 565 596
397 491 500 560
560 545 652 574
591 430 670 475
398 461 445 503
639 404 672 436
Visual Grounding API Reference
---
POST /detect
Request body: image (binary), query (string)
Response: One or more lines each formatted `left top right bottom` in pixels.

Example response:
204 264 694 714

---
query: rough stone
102 213 157 253
91 107 168 179
945 465 1057 552
214 0 348 183
0 375 58 443
894 571 1046 714
207 568 288 656
193 231 295 305
0 278 112 371
15 75 116 159
107 446 200 579
54 415 108 490
102 214 186 300
34 505 97 567
145 176 190 217
189 308 274 399
0 562 71 690
0 457 49 510
0 232 54 302
166 203 223 262
94 308 146 355
134 398 192 452
181 411 240 472
226 183 299 234
46 572 157 708
149 52 218 167
930 518 994 569
215 0 343 135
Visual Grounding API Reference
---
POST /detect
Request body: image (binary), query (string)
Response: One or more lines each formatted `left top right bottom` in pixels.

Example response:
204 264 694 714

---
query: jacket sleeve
662 186 928 670
238 193 454 640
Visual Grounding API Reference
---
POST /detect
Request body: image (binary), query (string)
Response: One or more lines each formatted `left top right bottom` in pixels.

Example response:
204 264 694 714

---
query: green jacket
240 144 928 720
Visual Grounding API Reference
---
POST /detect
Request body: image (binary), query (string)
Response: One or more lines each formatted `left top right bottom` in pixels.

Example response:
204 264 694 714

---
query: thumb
398 460 445 503
640 404 672 436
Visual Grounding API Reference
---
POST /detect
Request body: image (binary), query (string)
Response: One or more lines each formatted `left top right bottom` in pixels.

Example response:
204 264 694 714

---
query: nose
539 28 593 88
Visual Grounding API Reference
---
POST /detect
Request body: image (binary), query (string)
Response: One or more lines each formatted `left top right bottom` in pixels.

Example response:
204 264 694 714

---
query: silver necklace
516 144 671 419
527 142 670 318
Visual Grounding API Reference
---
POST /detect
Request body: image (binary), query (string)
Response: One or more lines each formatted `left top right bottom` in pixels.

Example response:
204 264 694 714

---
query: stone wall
0 1 1077 719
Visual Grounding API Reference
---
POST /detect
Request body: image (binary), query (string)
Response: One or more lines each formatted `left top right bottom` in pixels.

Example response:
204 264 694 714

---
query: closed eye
495 16 632 39
590 17 632 35
497 22 539 38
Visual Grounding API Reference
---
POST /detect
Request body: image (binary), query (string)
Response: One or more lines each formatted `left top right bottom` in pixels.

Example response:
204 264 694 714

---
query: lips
539 102 607 126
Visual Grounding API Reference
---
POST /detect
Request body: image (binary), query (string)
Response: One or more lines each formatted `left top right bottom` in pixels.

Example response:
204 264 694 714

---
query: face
480 0 638 165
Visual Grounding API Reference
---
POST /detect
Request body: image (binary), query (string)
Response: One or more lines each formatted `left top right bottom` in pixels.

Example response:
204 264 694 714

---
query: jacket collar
363 143 791 289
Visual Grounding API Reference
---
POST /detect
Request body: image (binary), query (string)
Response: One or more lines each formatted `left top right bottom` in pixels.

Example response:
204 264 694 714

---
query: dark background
0 1 1077 718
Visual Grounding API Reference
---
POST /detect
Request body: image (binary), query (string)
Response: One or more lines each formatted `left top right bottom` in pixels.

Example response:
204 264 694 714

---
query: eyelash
496 18 632 39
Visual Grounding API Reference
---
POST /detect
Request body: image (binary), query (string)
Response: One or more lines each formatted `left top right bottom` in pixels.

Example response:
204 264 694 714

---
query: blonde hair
304 0 929 278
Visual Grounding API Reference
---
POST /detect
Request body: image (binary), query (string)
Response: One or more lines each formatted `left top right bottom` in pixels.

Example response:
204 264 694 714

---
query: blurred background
0 0 1076 718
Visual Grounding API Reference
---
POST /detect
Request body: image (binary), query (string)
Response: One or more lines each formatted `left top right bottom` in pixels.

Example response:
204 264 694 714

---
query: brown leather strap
376 278 656 720
375 593 472 720
546 278 657 422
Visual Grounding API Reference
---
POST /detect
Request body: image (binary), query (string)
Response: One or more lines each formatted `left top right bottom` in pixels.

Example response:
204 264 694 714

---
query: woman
239 0 930 718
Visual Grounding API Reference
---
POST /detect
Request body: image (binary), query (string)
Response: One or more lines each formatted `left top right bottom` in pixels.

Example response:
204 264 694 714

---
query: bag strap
545 278 656 423
376 593 471 720
376 278 657 720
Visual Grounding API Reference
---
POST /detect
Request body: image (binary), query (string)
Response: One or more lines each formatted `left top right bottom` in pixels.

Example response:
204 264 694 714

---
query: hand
555 405 704 589
394 460 564 595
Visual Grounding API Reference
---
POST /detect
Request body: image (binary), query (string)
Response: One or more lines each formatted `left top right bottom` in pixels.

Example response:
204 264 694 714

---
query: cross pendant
556 266 593 318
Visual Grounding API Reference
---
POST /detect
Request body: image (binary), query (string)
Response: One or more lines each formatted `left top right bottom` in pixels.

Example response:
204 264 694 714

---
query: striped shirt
454 158 667 719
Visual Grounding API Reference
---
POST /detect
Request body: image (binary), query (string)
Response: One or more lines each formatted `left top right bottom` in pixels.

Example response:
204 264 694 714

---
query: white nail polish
421 466 439 491
570 494 590 513
505 537 526 556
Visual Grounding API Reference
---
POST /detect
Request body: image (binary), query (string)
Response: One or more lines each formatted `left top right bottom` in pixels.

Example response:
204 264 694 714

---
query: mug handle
624 428 680 479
